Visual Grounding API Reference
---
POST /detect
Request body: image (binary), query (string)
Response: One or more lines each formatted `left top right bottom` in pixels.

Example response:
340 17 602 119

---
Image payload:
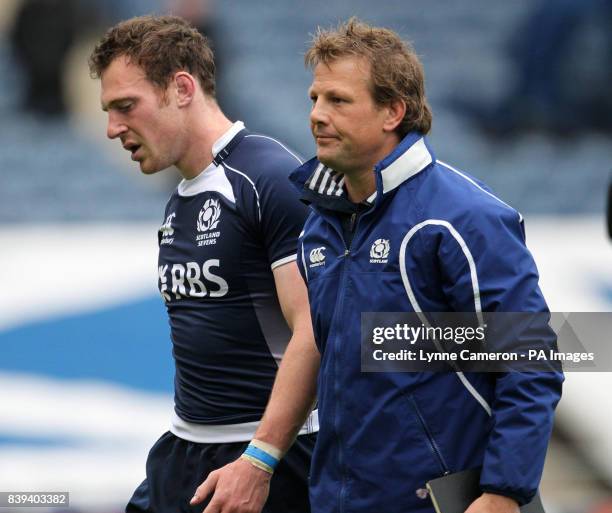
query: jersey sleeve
256 152 309 270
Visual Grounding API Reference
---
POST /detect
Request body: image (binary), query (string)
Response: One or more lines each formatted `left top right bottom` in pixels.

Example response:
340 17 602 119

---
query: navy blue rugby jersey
158 121 308 425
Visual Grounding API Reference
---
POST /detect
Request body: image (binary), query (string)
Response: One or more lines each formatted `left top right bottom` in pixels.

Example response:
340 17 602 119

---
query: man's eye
118 103 133 112
331 97 344 104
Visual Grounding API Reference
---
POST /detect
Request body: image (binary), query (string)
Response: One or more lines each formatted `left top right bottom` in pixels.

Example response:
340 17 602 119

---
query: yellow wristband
250 439 284 460
240 454 274 474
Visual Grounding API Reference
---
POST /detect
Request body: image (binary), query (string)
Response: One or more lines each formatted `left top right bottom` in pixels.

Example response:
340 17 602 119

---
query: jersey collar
177 121 247 198
212 121 247 165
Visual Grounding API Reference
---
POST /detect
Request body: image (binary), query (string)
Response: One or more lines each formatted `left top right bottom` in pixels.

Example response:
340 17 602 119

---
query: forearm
190 332 319 510
253 330 320 453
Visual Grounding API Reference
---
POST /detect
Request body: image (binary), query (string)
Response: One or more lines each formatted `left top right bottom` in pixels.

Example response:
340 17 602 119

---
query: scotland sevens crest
197 198 221 232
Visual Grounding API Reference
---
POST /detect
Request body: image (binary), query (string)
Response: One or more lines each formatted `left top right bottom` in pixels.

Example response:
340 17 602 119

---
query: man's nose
310 98 329 126
107 112 127 140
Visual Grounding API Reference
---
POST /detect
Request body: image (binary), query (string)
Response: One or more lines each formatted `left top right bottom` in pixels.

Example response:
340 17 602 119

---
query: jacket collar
289 131 434 211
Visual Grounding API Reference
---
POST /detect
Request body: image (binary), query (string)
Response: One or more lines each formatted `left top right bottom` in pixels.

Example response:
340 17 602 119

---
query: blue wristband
243 444 280 470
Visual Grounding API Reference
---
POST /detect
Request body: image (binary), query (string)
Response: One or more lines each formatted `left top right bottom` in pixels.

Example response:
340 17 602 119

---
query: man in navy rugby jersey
89 15 318 513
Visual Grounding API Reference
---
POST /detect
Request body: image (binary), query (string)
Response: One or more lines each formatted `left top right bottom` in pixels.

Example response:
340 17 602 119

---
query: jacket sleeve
436 206 564 505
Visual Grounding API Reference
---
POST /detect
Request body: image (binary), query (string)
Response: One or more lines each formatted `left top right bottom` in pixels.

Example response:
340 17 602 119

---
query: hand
190 458 272 513
464 492 520 513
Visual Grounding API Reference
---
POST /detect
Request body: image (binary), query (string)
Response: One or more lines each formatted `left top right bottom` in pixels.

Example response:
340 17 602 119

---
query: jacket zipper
409 396 450 476
332 211 360 513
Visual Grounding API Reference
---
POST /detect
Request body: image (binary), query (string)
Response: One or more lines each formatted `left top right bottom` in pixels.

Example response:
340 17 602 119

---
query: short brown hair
305 18 432 136
89 15 216 97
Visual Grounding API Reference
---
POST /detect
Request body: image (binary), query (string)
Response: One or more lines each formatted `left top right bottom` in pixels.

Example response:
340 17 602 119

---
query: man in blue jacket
192 18 563 513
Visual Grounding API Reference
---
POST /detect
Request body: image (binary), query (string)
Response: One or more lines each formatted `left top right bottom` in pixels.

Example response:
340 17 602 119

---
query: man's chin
138 160 163 175
316 148 335 167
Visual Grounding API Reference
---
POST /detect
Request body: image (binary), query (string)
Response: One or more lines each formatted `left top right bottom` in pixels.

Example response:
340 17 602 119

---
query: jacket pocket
407 394 450 476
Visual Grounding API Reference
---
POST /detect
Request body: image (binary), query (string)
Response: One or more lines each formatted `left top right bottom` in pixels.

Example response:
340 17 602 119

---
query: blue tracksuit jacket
290 131 563 513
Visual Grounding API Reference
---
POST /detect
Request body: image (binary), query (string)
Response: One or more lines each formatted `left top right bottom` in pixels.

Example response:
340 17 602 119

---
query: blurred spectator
9 0 170 118
453 0 612 138
10 0 80 117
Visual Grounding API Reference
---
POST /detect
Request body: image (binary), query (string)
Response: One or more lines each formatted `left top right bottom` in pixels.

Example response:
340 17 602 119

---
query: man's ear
174 72 196 107
383 98 406 133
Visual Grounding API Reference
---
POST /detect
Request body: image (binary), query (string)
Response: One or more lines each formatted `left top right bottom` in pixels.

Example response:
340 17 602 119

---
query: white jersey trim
177 121 248 199
177 163 236 201
170 409 319 443
222 162 262 222
212 120 245 157
271 254 298 270
244 134 303 165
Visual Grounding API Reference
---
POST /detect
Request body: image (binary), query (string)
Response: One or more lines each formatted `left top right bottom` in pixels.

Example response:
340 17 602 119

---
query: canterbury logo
160 212 176 237
309 247 326 266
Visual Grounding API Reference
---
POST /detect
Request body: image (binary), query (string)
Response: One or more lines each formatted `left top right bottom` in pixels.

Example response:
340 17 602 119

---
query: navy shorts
126 431 316 513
